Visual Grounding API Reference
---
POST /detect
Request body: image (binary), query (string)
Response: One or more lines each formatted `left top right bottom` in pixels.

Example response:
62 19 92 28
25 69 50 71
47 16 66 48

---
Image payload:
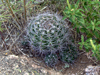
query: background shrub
63 0 100 60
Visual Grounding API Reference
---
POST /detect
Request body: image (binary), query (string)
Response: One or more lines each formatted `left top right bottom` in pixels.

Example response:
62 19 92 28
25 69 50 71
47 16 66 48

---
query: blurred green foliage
63 0 100 61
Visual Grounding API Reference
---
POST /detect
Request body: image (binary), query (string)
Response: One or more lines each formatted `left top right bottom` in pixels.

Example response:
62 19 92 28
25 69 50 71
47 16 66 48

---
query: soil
0 50 100 75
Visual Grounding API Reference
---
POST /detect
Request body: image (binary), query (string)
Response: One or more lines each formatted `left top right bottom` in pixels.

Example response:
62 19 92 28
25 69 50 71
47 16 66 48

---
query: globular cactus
25 12 78 67
59 45 78 63
44 53 58 67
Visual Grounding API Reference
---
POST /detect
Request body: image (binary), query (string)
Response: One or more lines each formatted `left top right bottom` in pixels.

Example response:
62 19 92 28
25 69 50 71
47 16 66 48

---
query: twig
8 23 28 51
0 31 7 50
1 26 14 47
24 0 27 21
5 0 21 29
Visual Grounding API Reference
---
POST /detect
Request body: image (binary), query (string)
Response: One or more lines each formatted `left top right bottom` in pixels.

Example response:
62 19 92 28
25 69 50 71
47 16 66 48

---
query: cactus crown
25 12 78 67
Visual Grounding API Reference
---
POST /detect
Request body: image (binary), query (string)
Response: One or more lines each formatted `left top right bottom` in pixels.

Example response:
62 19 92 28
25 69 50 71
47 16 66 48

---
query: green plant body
25 12 78 67
63 0 100 60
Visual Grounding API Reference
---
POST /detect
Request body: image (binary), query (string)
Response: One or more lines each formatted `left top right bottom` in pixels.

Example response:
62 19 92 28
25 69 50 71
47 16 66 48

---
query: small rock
40 69 47 74
85 65 100 75
87 65 94 69
85 68 91 73
6 55 18 59
24 72 29 75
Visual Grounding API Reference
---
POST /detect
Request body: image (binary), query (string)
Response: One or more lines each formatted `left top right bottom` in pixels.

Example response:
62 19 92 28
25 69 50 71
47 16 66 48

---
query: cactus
25 12 78 67
59 45 78 63
44 53 58 67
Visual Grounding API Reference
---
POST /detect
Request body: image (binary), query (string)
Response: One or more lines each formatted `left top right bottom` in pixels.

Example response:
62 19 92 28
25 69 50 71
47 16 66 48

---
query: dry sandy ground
0 50 100 75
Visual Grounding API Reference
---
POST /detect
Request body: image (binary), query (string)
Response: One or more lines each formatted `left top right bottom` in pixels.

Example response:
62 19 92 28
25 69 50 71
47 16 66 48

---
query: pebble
24 72 29 75
40 69 47 74
6 55 18 59
87 65 94 69
85 65 100 75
